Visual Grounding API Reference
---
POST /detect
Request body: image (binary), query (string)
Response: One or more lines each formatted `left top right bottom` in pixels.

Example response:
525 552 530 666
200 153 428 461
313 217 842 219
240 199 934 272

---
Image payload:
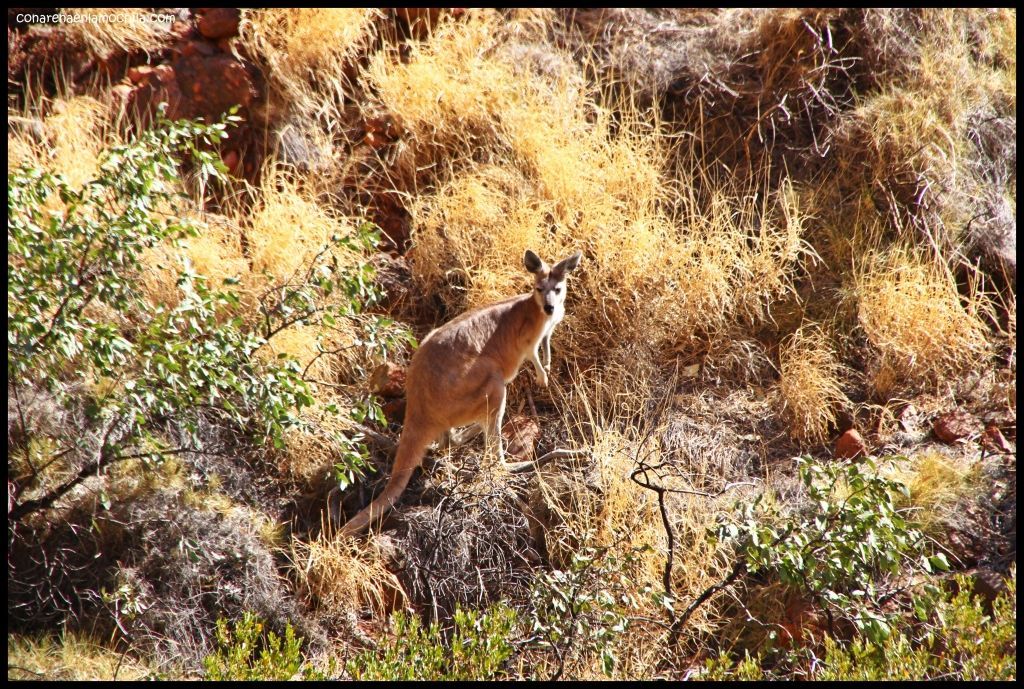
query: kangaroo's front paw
536 370 549 387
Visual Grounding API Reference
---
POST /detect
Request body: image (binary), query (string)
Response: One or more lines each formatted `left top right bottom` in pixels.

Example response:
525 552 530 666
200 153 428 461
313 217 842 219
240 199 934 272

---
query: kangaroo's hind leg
480 373 508 464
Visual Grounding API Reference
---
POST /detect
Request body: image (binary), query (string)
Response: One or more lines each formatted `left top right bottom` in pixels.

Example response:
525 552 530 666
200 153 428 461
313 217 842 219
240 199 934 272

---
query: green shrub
203 611 330 680
716 456 946 645
347 605 517 680
7 106 400 521
526 546 637 679
817 568 1016 680
700 567 1016 680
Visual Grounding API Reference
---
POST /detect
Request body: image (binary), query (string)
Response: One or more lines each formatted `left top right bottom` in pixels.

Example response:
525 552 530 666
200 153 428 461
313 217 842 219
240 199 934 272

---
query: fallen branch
353 422 398 453
505 448 589 474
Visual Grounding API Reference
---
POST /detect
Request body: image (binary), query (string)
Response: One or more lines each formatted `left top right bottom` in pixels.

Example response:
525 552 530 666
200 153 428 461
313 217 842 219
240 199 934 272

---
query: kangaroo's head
524 249 582 317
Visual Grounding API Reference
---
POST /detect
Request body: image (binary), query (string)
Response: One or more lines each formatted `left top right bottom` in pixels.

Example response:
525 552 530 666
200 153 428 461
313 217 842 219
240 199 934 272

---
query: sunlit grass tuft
8 632 160 681
289 529 406 622
63 8 174 58
855 246 990 396
778 325 849 446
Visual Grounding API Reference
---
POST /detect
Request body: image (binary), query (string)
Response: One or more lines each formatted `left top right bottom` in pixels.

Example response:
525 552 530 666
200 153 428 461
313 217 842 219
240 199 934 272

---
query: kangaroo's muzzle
544 304 554 315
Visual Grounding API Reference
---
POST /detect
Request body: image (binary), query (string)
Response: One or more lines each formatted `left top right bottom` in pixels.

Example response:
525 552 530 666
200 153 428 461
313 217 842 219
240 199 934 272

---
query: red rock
369 362 407 399
777 594 819 648
222 149 240 175
169 19 195 40
834 428 866 459
363 115 403 149
197 8 241 40
371 193 412 253
170 52 256 120
177 38 216 59
503 415 541 461
125 64 183 123
381 398 406 425
933 410 981 443
981 423 1012 455
126 64 154 84
111 83 135 109
153 64 175 81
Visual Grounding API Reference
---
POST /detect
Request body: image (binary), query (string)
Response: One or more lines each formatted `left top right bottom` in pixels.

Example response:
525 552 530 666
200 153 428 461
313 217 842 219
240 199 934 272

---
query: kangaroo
339 249 582 536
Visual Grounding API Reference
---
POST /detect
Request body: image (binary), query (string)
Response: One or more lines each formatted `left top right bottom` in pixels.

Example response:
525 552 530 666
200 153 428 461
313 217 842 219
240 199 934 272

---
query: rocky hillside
7 8 1015 680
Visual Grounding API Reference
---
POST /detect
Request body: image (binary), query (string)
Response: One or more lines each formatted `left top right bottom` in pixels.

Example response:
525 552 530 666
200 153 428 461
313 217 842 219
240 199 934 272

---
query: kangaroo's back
414 294 541 382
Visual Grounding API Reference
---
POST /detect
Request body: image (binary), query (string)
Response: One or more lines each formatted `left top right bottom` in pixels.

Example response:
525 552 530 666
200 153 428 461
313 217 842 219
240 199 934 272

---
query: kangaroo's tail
338 426 432 537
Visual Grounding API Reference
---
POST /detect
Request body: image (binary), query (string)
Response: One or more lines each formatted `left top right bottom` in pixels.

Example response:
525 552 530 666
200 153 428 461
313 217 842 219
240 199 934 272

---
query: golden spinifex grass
62 8 174 59
8 96 112 188
238 8 383 117
289 528 406 622
139 212 251 311
367 10 809 370
275 398 362 485
833 9 1015 247
778 325 849 446
526 369 738 677
884 450 982 538
240 169 358 279
7 632 160 681
855 246 990 396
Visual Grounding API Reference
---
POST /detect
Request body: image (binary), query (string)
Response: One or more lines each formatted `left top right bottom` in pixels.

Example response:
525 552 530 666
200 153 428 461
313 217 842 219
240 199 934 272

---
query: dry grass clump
7 632 160 681
410 165 552 311
778 325 849 446
289 531 405 623
539 427 664 588
558 8 855 176
7 117 45 170
241 165 384 374
243 168 363 283
142 165 373 383
364 12 526 168
62 8 174 59
8 487 316 672
536 420 740 677
139 212 251 311
539 374 735 644
834 9 1015 246
855 247 990 396
882 450 981 537
9 95 113 188
239 8 383 117
275 399 360 485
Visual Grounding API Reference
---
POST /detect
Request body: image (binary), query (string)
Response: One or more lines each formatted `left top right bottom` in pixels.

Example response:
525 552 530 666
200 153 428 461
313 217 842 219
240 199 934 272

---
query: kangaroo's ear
551 250 582 279
524 249 547 274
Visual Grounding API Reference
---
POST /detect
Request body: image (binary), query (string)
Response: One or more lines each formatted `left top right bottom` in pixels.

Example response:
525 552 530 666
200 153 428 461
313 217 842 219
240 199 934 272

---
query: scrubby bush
8 106 398 524
817 568 1016 680
526 546 638 679
346 605 517 681
204 612 331 680
8 106 405 671
700 568 1016 680
716 456 946 646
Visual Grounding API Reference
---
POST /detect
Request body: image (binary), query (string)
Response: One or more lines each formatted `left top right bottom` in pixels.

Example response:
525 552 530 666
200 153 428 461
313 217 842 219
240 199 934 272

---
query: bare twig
505 448 589 474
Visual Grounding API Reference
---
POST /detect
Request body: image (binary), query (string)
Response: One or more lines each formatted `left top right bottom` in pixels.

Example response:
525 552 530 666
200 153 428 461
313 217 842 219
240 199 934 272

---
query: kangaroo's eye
536 287 543 292
554 287 561 294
